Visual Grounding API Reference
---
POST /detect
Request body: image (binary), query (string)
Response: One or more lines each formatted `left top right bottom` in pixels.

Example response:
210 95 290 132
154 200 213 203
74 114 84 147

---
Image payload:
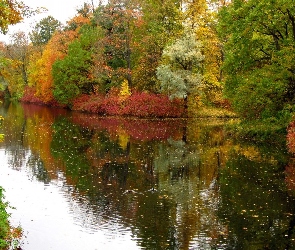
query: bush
21 86 44 105
0 187 22 250
122 92 184 118
71 92 184 118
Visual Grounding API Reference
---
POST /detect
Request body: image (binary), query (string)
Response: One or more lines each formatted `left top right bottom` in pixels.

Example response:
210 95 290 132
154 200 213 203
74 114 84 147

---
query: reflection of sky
0 149 139 250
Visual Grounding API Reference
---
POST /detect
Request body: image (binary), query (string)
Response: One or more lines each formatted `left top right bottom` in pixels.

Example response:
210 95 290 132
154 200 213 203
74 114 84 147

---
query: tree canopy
218 0 295 121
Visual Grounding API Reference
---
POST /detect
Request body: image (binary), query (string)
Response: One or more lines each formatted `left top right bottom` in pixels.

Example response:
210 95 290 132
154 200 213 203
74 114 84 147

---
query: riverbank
20 87 237 119
0 187 22 250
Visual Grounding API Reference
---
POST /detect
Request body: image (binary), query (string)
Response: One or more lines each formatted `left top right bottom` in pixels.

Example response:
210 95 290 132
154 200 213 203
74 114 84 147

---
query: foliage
52 25 102 105
0 0 45 34
131 0 183 92
1 31 30 99
183 0 223 105
0 0 25 34
122 91 184 117
0 187 9 249
20 86 43 104
0 182 22 250
72 91 184 118
29 16 62 47
28 29 77 103
218 0 295 121
157 31 204 99
92 0 144 90
157 30 204 117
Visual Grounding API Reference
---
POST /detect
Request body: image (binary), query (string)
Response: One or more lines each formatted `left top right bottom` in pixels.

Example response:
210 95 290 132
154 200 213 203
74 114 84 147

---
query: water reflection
0 102 294 249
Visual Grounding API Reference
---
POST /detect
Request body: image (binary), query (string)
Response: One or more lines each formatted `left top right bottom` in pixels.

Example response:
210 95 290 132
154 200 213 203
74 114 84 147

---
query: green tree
52 25 102 105
156 31 204 117
29 15 62 47
218 0 295 121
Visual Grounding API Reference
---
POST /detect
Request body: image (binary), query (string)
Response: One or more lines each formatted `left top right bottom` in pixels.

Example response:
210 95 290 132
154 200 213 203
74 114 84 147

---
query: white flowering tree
156 31 204 117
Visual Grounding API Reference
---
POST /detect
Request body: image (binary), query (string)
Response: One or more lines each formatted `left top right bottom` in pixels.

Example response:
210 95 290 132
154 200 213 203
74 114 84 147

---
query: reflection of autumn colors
287 121 295 154
2 102 294 249
286 160 295 193
71 112 185 141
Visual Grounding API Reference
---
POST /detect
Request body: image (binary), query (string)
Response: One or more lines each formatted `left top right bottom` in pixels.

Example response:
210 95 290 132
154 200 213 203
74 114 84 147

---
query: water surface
0 102 294 249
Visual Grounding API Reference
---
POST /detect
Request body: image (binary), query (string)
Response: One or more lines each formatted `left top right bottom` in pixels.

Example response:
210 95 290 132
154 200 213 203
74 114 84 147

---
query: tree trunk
183 95 188 118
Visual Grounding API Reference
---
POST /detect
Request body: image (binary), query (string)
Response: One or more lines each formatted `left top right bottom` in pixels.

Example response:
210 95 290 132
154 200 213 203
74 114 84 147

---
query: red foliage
21 86 44 105
122 92 184 118
22 88 184 118
21 86 66 108
71 94 104 113
71 92 184 118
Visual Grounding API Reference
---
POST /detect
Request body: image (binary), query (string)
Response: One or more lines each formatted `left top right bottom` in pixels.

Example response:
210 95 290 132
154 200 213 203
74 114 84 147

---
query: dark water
0 102 295 250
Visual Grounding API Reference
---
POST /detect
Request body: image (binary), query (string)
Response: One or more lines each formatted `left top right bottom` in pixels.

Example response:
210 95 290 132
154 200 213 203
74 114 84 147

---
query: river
0 101 295 250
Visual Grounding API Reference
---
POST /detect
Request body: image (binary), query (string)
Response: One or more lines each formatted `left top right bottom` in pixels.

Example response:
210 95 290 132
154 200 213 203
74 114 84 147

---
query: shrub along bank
0 187 22 250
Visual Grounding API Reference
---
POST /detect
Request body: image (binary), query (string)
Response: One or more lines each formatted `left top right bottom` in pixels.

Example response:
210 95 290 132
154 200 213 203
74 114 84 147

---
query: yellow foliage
28 30 77 103
119 79 131 101
184 0 223 105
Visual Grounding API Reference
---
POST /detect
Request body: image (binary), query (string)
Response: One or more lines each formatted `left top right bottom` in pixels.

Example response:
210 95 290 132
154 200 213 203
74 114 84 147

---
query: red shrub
72 94 105 114
123 92 184 118
70 91 184 118
21 86 44 105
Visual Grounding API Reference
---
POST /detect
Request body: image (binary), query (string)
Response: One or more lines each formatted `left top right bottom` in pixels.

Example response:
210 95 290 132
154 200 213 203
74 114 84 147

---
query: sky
0 0 95 43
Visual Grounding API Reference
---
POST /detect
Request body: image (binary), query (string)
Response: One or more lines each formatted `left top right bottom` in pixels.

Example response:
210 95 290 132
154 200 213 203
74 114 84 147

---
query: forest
0 0 295 131
1 1 295 249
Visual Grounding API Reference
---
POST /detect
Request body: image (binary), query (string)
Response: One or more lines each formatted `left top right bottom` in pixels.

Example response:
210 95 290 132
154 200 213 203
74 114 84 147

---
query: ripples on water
0 103 295 249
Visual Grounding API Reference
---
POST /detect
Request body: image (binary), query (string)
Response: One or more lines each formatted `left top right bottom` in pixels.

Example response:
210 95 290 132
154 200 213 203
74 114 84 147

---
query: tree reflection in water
0 102 294 249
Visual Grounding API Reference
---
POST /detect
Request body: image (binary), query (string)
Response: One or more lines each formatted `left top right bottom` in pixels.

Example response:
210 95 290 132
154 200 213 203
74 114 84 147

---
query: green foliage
52 25 102 105
218 0 295 121
29 16 62 46
0 187 9 249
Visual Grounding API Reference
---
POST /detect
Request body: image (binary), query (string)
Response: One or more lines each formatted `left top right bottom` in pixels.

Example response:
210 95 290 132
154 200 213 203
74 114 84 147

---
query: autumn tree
218 0 295 121
28 29 78 103
156 31 204 117
132 0 183 92
92 0 146 91
2 31 30 99
0 0 24 33
0 0 45 34
27 10 91 104
183 0 223 106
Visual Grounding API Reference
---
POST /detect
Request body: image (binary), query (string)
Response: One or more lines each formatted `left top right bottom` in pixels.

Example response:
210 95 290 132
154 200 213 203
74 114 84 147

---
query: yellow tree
0 0 24 33
184 0 223 106
0 0 45 34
